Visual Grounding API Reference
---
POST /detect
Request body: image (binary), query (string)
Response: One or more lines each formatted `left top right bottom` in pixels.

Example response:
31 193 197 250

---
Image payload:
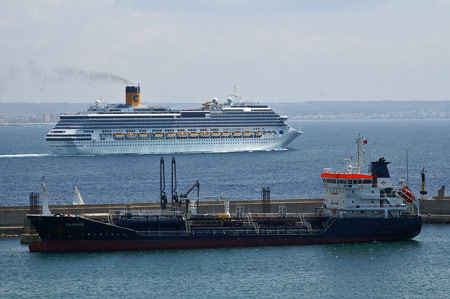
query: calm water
0 120 449 206
1 120 450 298
0 225 449 298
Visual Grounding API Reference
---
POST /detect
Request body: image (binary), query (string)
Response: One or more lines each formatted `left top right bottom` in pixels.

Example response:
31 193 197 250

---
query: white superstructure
46 86 302 155
320 136 419 219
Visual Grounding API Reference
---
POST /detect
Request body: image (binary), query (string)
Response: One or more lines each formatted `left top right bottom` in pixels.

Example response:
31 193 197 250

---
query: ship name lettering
66 223 84 227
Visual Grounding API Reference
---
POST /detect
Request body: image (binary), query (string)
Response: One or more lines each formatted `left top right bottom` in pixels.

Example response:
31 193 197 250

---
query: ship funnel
126 85 140 107
370 157 393 189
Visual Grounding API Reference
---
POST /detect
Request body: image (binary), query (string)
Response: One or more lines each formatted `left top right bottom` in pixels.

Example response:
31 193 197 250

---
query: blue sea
1 225 449 298
0 120 449 206
1 120 450 298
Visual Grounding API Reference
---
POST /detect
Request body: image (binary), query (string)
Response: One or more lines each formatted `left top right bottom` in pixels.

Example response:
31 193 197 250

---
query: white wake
0 153 54 158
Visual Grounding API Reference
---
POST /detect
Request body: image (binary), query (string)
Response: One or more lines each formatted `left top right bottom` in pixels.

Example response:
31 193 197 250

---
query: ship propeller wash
28 136 421 252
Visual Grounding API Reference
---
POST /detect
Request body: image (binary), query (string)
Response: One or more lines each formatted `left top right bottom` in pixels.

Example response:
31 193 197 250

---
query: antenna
229 86 243 104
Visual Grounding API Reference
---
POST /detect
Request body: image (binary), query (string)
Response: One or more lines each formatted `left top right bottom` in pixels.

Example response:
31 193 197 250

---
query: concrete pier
419 198 450 223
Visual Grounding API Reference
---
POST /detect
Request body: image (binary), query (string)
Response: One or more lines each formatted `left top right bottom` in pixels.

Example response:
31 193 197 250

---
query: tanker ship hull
28 215 422 253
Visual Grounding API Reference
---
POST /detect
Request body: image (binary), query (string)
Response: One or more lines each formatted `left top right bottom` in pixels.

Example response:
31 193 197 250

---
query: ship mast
41 176 52 216
355 134 366 174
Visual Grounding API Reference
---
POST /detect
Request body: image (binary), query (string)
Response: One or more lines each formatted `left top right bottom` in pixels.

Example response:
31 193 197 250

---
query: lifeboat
138 133 149 139
211 132 221 138
398 186 416 203
166 133 176 138
255 131 263 137
233 131 242 137
189 132 199 138
243 131 253 137
177 132 188 138
153 133 164 138
126 133 137 139
199 131 210 138
221 131 231 137
113 133 124 140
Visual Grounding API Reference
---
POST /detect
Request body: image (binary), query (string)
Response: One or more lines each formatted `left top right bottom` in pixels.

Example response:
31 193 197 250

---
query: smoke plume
54 67 134 85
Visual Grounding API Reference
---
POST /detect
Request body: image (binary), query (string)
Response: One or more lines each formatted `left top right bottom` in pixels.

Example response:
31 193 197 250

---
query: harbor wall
419 199 450 215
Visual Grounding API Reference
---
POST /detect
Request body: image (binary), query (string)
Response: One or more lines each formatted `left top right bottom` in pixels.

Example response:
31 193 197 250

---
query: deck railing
136 227 322 237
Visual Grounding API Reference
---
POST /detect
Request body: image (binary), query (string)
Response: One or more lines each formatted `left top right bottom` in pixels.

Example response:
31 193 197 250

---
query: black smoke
54 67 133 85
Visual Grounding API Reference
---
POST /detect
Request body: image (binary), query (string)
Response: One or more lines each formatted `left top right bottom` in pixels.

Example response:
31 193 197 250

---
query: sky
1 0 450 103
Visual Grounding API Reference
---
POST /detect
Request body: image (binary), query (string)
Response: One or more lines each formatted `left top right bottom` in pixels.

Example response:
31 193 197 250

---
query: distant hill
1 101 450 121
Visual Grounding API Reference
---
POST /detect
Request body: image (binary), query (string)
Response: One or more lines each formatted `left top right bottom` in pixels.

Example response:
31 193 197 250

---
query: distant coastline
1 100 450 124
0 123 55 127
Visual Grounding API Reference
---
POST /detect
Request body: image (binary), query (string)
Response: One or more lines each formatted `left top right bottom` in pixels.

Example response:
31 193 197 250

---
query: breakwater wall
419 199 450 223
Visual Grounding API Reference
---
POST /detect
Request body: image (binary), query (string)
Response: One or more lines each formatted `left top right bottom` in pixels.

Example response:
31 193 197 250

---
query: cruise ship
46 86 302 155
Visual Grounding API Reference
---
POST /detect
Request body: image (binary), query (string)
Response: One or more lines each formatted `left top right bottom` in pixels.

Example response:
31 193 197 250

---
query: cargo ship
28 137 422 252
46 86 301 155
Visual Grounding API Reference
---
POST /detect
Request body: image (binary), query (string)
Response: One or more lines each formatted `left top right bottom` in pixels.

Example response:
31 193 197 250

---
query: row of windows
102 128 263 133
59 119 283 126
55 122 284 129
55 124 284 130
64 111 277 119
322 179 372 184
50 139 275 146
61 115 280 121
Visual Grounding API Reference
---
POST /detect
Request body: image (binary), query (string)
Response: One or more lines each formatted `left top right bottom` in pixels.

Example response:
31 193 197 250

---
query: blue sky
0 0 449 103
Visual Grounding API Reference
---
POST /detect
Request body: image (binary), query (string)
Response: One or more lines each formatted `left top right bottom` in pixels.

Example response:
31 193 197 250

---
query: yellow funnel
126 85 140 107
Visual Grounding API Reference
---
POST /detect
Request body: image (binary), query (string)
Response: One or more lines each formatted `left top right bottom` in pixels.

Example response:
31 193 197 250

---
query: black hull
28 215 422 252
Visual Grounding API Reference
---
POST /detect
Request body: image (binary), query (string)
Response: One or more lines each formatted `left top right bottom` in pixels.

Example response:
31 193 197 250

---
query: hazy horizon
1 0 450 103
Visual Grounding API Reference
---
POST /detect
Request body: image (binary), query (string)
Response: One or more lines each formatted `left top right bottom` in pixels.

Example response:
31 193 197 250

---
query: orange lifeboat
113 133 124 139
126 133 137 139
398 186 415 203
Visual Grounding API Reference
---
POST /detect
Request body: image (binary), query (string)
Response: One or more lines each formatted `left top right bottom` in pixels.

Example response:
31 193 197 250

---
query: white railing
345 203 406 210
136 227 320 237
109 209 183 217
247 213 260 233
